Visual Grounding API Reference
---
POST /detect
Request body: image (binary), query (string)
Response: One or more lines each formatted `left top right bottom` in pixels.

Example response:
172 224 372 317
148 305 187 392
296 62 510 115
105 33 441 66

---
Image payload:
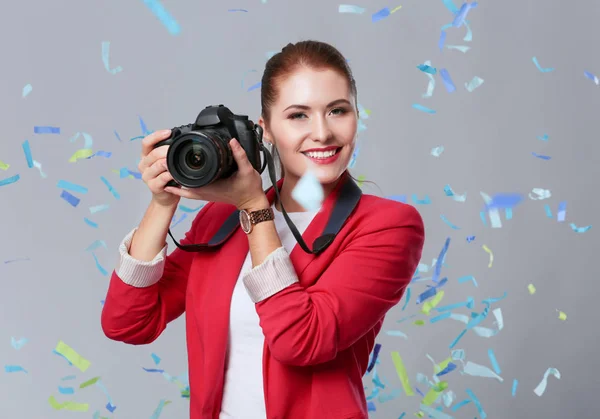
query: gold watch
239 207 275 234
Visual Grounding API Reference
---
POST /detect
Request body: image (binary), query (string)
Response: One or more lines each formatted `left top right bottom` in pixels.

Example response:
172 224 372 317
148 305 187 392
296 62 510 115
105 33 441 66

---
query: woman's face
259 67 358 186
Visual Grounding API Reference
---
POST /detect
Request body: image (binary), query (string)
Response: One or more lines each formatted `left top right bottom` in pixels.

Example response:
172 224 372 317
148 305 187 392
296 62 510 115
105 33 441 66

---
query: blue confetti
151 353 161 365
60 190 81 207
532 56 555 72
532 152 551 160
114 130 122 142
143 368 165 373
142 0 181 36
84 218 99 228
412 103 436 114
557 201 567 222
34 126 60 134
247 81 261 92
512 379 518 397
436 362 457 376
439 68 456 92
372 7 390 22
58 386 74 394
417 64 437 74
100 176 120 199
452 2 478 27
57 180 88 194
22 140 33 168
438 30 447 50
179 204 205 213
92 253 108 276
367 343 382 373
465 388 487 418
466 235 475 242
440 214 460 229
94 151 112 158
488 348 501 374
228 8 248 12
5 365 27 373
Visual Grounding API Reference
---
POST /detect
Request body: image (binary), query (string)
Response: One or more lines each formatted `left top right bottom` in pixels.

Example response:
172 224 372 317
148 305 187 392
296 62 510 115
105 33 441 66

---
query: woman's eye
330 108 347 115
289 113 307 120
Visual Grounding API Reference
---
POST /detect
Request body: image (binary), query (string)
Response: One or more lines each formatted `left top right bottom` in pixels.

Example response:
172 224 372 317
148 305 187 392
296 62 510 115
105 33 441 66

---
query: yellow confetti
434 357 453 374
421 290 445 315
111 169 135 179
54 340 91 372
68 148 94 162
391 351 415 396
0 160 10 171
557 310 567 321
422 381 448 405
528 284 536 294
413 319 425 326
391 5 402 13
48 395 89 412
356 175 366 187
482 244 494 268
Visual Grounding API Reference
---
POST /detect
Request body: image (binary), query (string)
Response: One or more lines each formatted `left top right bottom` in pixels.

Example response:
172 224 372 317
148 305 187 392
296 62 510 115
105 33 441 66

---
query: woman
101 40 425 419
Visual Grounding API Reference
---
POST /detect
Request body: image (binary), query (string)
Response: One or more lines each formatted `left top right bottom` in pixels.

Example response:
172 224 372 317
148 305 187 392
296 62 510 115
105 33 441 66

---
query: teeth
304 149 338 159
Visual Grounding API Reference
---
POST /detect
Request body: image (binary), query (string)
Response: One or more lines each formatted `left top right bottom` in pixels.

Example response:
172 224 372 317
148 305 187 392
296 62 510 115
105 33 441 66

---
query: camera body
154 105 264 188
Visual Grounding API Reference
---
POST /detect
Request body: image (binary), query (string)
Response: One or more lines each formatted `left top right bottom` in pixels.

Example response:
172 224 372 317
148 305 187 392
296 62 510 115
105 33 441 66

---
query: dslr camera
154 105 265 188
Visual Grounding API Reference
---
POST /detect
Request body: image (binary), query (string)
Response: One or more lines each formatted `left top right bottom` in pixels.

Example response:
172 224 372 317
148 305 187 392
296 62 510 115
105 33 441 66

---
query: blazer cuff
243 247 299 303
115 228 167 288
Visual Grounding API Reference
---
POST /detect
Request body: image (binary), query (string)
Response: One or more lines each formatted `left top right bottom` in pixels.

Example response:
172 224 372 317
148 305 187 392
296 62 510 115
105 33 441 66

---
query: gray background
1 0 598 418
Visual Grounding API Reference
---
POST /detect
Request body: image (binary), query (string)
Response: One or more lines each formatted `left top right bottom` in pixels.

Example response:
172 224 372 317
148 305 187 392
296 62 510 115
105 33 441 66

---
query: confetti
446 45 470 53
367 343 382 373
84 218 98 228
69 149 94 162
419 60 436 98
22 140 33 168
584 70 599 85
150 399 172 419
440 215 460 229
480 192 502 228
291 169 324 211
100 176 120 199
5 365 27 373
458 275 478 287
412 194 431 205
528 188 551 200
464 76 484 92
512 379 518 396
101 42 123 75
532 56 554 72
537 134 549 141
462 361 503 382
417 63 437 74
431 146 444 156
557 310 567 321
452 1 477 27
419 404 453 419
569 223 591 233
57 180 88 194
48 395 89 412
465 388 487 419
33 160 48 178
443 184 466 202
532 152 551 160
466 235 475 242
11 337 28 350
391 352 414 396
372 7 390 22
528 284 536 294
22 83 32 97
60 190 81 207
90 204 110 214
557 201 567 222
482 244 493 267
533 367 561 396
338 5 366 14
34 126 60 134
0 160 9 170
438 31 447 51
227 8 248 12
412 103 436 114
488 349 501 374
54 341 91 372
439 68 456 92
142 0 181 35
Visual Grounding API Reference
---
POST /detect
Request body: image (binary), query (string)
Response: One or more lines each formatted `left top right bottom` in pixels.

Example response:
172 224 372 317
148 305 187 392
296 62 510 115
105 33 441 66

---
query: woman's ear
257 115 272 144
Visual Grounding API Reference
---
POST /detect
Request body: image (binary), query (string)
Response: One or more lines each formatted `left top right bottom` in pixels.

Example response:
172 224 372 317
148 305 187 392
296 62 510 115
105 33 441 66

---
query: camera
154 105 265 188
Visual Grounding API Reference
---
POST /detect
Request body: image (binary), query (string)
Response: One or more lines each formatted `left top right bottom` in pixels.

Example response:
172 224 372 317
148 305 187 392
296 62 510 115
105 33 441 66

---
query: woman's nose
311 117 333 142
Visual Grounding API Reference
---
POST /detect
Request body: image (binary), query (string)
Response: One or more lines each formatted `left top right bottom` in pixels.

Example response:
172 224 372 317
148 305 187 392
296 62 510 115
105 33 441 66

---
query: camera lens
184 144 206 170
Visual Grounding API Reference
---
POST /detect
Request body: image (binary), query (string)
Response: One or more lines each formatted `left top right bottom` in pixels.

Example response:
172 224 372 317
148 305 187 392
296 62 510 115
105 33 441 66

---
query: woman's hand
165 138 267 210
138 129 181 208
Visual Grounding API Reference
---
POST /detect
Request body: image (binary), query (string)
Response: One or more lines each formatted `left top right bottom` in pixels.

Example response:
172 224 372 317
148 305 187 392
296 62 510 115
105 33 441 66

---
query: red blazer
101 174 425 419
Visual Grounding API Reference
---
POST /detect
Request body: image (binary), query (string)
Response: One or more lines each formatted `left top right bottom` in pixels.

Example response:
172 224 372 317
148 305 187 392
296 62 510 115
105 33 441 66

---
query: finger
141 158 168 184
139 146 169 173
229 138 253 174
148 171 175 194
164 186 197 199
141 129 172 158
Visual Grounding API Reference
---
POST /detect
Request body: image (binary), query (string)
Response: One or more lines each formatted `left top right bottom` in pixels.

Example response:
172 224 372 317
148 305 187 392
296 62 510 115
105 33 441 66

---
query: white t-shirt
219 204 320 419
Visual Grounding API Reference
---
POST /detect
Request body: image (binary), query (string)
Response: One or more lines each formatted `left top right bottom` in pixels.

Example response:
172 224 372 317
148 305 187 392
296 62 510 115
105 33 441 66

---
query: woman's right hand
139 129 180 208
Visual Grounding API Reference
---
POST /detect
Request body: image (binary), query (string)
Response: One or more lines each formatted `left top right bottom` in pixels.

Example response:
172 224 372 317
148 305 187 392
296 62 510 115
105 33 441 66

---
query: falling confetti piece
465 76 484 92
584 70 599 85
488 349 501 374
0 160 9 170
33 160 47 178
69 149 95 162
443 184 466 202
557 310 567 321
534 368 561 396
22 140 33 168
482 244 493 267
412 103 436 114
391 352 414 396
5 365 27 373
60 190 80 207
438 31 447 50
227 8 248 12
338 4 366 13
439 68 456 92
466 236 475 242
557 201 567 222
80 376 101 389
528 188 551 200
431 146 444 157
22 83 32 97
142 0 181 35
452 1 477 27
371 7 390 22
84 218 98 228
417 63 437 74
569 223 591 233
11 337 28 350
537 134 549 141
54 341 91 372
532 152 551 160
532 56 554 72
34 126 60 134
100 176 120 199
528 284 536 294
412 194 431 205
90 204 109 214
291 169 324 211
101 42 123 75
446 45 470 53
465 388 487 418
512 379 519 397
420 60 436 98
57 180 88 194
440 215 460 229
48 395 89 412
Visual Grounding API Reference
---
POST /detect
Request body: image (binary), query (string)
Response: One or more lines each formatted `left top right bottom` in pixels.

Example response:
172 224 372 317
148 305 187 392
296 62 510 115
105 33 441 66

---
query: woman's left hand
164 138 267 210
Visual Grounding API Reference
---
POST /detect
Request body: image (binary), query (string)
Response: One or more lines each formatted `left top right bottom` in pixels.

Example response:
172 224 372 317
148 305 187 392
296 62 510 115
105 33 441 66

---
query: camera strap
167 144 362 255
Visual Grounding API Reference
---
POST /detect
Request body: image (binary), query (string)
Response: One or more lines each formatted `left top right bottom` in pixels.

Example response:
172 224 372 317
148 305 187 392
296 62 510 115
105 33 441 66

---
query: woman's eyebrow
283 99 351 112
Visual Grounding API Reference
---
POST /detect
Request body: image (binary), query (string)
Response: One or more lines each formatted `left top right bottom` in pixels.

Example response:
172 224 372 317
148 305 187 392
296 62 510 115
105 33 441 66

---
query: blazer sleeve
252 204 424 366
101 203 212 345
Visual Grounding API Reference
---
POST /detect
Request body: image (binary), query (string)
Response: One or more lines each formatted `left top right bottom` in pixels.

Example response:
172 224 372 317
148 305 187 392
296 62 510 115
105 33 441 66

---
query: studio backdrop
1 0 598 418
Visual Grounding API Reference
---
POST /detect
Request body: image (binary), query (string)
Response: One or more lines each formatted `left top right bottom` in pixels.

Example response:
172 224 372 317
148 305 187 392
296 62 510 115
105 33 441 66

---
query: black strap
169 145 362 254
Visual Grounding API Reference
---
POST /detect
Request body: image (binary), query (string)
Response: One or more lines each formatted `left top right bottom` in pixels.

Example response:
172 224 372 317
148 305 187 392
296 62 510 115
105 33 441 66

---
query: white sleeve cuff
242 247 299 303
115 228 167 288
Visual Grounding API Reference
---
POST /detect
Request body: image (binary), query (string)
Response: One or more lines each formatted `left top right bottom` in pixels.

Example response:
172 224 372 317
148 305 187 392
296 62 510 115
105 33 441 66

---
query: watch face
239 210 252 233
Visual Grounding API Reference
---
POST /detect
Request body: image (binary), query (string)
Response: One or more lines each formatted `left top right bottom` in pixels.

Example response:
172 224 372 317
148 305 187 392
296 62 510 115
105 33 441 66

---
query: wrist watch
239 207 275 234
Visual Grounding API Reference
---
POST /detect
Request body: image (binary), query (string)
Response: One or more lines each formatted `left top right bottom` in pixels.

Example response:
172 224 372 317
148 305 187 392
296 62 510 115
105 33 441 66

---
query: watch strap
248 208 274 225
